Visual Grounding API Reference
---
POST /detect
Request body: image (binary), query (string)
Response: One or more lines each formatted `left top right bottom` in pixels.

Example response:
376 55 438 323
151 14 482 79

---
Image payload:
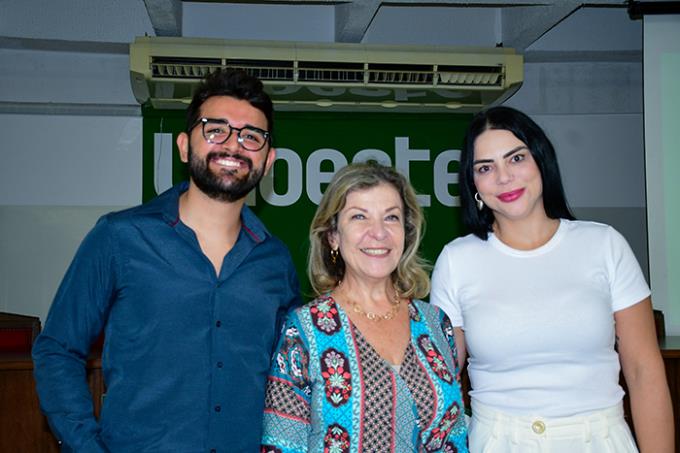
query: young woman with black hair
431 106 673 453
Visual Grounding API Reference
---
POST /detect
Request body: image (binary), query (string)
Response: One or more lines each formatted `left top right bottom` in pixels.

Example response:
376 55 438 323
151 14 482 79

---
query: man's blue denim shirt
32 182 302 452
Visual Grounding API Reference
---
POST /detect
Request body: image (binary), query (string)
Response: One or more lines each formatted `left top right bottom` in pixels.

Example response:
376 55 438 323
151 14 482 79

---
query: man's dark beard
188 145 266 202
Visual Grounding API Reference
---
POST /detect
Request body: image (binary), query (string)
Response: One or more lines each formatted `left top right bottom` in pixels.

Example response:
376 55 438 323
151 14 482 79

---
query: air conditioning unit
130 36 523 112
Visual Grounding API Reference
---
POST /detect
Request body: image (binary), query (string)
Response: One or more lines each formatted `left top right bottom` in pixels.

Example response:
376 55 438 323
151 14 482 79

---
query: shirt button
214 405 221 412
217 361 223 368
532 420 546 434
215 320 222 327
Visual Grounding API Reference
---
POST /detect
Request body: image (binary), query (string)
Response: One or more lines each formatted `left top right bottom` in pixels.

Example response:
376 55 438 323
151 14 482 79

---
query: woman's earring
475 192 484 211
330 248 339 265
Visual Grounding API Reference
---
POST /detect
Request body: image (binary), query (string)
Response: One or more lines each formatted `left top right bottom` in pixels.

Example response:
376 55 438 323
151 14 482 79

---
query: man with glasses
32 69 301 452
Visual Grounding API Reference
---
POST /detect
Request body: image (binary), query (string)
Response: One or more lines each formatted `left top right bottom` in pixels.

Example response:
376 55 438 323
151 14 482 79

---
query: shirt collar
142 181 271 244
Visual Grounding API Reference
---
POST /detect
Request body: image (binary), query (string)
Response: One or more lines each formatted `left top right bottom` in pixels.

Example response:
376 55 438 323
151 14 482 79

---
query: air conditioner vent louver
437 65 502 86
297 61 364 83
224 59 295 81
151 56 220 78
367 63 432 85
297 69 364 83
131 37 523 112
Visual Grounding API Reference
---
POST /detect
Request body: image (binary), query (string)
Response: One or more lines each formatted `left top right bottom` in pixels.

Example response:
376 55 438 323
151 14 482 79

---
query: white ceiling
0 0 643 55
148 0 626 50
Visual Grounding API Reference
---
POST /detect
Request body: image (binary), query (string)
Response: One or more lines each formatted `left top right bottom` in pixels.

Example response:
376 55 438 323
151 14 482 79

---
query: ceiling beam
501 1 580 51
144 0 182 37
143 0 628 46
335 1 381 43
201 0 621 5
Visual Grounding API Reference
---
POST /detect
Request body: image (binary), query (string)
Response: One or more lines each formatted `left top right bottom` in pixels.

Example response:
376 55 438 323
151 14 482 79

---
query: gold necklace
338 281 402 322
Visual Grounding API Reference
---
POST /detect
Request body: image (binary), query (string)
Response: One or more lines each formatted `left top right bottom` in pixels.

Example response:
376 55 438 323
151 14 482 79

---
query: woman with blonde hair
261 161 468 452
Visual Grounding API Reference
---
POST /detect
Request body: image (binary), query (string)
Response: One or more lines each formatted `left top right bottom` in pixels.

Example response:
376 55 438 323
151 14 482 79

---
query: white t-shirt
430 219 650 417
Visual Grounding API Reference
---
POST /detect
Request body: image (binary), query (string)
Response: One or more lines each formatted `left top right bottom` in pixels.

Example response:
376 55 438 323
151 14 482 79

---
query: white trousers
469 400 639 453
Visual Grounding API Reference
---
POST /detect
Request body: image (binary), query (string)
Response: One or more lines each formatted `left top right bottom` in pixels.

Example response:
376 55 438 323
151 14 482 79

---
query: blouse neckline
488 218 567 257
327 294 414 369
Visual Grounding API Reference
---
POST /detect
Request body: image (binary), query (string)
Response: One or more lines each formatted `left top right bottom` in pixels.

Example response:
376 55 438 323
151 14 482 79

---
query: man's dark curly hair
185 69 274 142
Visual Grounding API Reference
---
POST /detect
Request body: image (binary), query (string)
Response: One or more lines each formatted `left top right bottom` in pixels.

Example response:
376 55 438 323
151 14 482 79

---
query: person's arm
453 327 467 370
615 297 674 453
32 217 117 452
430 245 466 371
439 312 467 381
261 314 312 453
283 253 302 319
270 251 303 356
439 311 472 447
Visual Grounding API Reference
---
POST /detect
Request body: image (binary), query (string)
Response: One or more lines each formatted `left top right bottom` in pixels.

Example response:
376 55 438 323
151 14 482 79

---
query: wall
0 0 151 320
0 1 647 322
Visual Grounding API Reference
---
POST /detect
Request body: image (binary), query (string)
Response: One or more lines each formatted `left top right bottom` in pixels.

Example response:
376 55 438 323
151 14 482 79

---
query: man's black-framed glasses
193 117 270 152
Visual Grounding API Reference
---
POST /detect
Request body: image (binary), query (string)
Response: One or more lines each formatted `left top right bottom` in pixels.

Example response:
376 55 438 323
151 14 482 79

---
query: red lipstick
497 188 525 203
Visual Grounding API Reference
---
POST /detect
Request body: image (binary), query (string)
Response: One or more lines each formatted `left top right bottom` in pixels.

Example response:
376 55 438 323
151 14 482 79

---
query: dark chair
0 312 41 353
653 309 665 340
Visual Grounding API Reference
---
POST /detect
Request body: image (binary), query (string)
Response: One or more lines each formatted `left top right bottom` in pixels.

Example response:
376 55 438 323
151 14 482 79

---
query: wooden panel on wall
0 354 103 452
660 337 680 452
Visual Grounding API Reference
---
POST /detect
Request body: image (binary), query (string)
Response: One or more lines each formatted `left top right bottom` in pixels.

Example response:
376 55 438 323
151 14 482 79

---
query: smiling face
177 95 276 202
329 183 405 286
472 128 546 225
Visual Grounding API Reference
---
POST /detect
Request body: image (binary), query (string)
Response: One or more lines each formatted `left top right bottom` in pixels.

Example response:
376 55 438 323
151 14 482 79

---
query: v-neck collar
328 295 415 369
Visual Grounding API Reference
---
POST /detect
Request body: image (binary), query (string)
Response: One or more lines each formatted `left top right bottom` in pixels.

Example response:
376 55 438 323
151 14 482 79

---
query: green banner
143 107 470 298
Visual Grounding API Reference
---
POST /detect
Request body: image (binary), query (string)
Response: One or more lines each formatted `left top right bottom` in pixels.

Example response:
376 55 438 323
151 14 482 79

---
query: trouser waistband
471 400 626 440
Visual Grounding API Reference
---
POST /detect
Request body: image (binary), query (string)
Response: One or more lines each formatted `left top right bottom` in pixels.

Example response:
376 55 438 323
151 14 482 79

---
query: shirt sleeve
436 308 471 449
430 244 464 327
31 215 119 452
605 226 651 312
261 313 312 453
439 310 462 383
267 249 303 359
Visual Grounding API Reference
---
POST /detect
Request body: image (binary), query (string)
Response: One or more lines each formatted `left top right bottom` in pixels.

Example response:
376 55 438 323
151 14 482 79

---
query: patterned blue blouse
261 295 468 452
